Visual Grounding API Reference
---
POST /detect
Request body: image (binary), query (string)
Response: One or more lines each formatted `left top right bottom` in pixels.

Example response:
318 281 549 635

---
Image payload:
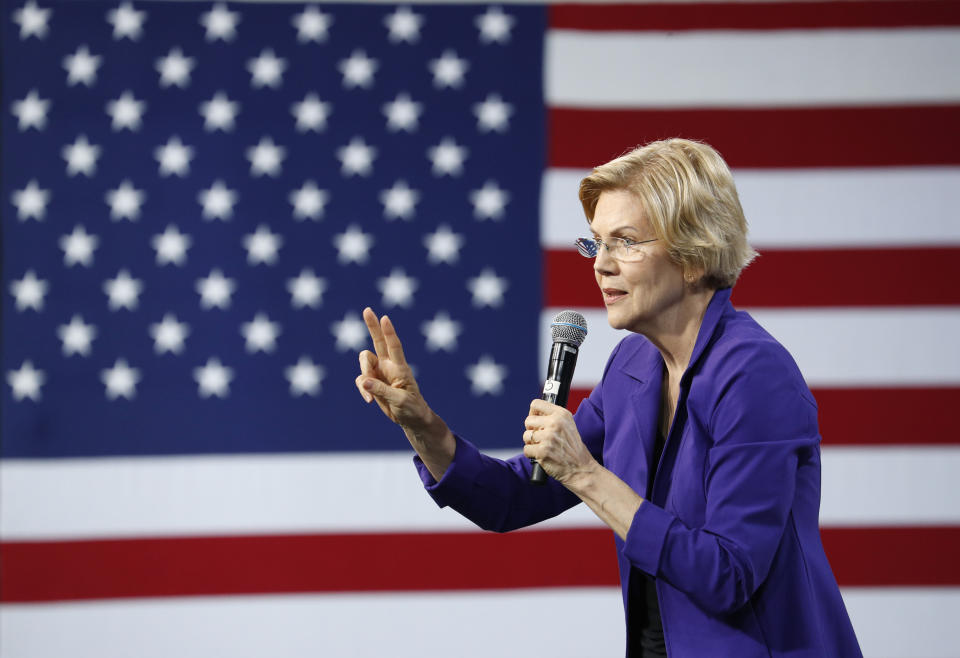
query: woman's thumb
362 376 398 403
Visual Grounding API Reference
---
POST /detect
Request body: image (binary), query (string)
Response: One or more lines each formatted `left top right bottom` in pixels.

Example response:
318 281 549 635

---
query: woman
355 138 862 657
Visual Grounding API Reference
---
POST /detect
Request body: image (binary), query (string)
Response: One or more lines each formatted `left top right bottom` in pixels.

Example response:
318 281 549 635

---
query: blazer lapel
617 342 664 498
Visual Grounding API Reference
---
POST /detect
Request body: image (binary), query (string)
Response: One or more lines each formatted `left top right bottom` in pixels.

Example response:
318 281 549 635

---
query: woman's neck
644 288 714 377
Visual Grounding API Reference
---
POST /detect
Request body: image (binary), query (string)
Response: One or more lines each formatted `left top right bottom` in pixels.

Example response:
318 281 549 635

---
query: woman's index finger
380 315 408 365
362 307 388 358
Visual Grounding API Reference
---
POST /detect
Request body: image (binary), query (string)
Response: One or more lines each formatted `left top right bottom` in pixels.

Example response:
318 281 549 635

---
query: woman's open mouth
602 288 627 305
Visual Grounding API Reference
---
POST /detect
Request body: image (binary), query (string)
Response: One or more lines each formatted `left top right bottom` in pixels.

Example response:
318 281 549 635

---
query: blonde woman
356 139 861 657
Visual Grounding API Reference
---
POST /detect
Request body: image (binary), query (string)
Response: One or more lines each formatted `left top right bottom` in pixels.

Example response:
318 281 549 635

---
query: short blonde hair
579 138 757 289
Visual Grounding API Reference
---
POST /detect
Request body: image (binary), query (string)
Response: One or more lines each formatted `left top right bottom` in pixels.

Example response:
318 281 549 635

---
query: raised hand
355 307 455 479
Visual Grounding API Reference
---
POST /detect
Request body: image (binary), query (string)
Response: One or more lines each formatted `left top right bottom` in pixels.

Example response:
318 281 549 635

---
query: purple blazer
417 288 862 657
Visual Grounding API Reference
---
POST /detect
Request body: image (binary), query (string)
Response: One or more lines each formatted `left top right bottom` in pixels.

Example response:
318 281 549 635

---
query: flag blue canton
2 1 547 457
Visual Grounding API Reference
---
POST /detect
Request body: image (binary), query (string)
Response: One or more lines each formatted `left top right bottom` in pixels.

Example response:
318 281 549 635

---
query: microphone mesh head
551 310 588 347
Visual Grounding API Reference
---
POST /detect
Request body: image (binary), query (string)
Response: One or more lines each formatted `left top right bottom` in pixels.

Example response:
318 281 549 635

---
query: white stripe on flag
3 587 960 658
3 447 959 539
549 308 960 388
541 168 960 249
820 447 960 526
0 589 625 658
843 587 960 658
546 28 960 107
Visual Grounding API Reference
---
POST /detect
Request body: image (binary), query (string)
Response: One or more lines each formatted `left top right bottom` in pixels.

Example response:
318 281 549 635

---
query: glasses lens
575 238 598 258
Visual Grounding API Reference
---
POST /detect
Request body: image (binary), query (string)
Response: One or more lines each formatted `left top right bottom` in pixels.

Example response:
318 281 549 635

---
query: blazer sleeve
621 341 820 616
413 366 609 533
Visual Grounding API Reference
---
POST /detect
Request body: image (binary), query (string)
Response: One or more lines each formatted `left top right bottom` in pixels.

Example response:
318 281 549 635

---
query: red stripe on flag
822 526 960 586
548 106 960 169
545 247 960 308
549 1 960 31
0 529 618 603
568 387 960 446
2 526 958 602
734 247 960 307
815 387 960 445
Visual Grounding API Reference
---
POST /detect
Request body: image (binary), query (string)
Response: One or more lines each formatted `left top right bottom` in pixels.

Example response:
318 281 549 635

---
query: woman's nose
594 244 617 275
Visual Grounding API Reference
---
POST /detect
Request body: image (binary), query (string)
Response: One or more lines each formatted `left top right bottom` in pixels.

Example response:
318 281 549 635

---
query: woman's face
591 189 688 334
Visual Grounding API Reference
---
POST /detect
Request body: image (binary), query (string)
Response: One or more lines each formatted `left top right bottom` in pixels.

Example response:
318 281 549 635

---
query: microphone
530 310 588 485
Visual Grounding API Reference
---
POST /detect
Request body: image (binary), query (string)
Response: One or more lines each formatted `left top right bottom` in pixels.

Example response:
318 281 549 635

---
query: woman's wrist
565 463 644 541
562 459 604 497
404 411 456 480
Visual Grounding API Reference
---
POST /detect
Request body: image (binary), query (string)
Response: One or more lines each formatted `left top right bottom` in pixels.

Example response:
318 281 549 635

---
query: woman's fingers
358 350 377 374
379 314 408 366
529 399 558 415
355 374 374 403
362 307 388 359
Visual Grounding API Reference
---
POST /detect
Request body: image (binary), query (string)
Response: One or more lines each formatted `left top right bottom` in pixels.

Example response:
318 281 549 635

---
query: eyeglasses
575 236 658 262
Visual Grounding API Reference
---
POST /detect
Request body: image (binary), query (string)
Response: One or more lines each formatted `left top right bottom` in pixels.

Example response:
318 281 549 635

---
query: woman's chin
605 308 631 331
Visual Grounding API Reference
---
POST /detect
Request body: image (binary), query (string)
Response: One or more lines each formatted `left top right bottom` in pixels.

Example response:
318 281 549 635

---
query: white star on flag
427 137 468 176
339 50 378 89
466 355 507 395
105 180 146 221
292 6 332 43
337 137 377 177
241 313 281 353
291 94 331 133
474 94 513 132
333 224 374 264
106 90 146 131
382 92 423 132
243 225 283 265
104 270 144 311
62 135 101 177
380 180 419 220
422 312 462 352
199 92 240 132
11 180 50 221
11 89 50 131
150 314 190 354
429 50 468 88
13 0 51 40
101 358 141 400
107 2 147 41
385 6 424 44
200 3 240 42
198 180 237 220
246 137 286 177
289 181 329 220
59 225 99 267
155 136 194 177
476 6 515 44
285 357 325 397
10 270 49 311
7 361 45 402
287 269 326 309
151 225 192 266
196 269 236 310
63 45 102 86
471 180 510 220
424 225 464 264
57 315 97 357
331 312 369 352
247 49 286 88
156 47 195 88
194 358 234 398
378 268 418 308
467 268 508 307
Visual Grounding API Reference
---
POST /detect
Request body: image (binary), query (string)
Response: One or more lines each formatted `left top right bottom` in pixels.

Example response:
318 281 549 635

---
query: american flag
2 1 959 656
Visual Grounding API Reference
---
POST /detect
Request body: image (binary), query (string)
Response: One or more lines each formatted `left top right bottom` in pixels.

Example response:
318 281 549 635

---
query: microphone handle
530 342 578 485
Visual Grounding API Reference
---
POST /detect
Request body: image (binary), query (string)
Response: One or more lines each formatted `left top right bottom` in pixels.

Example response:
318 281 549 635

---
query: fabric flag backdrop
2 0 958 656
